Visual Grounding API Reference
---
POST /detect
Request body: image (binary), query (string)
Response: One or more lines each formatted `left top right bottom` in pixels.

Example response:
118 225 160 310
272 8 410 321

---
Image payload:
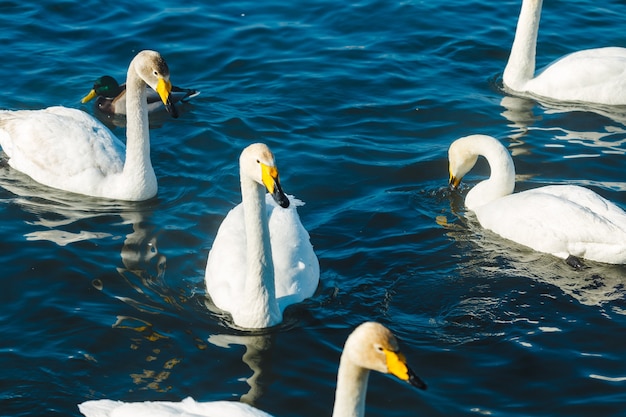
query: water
1 0 626 415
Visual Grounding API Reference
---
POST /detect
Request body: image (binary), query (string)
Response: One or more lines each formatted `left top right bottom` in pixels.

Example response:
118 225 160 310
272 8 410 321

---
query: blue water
1 0 626 416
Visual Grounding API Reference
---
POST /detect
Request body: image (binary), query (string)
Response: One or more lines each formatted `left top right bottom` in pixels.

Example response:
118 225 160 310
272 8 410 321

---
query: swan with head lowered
0 50 178 201
448 134 626 265
77 322 427 417
205 143 320 329
503 0 626 105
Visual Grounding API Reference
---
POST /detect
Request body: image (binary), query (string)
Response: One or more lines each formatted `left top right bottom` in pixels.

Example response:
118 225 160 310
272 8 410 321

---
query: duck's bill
81 89 97 104
156 78 179 119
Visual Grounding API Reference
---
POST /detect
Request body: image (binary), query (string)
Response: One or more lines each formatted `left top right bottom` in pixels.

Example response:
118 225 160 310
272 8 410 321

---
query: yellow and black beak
261 163 290 208
81 89 97 104
156 77 178 119
384 348 427 390
449 164 462 191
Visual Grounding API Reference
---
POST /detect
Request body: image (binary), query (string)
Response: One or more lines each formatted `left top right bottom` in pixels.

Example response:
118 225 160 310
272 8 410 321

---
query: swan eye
375 344 384 353
256 159 260 164
153 70 159 77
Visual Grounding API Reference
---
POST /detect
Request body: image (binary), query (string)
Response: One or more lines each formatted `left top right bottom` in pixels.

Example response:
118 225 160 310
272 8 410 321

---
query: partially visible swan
0 50 178 201
205 143 320 329
81 75 200 116
448 135 626 264
503 0 626 105
78 322 427 417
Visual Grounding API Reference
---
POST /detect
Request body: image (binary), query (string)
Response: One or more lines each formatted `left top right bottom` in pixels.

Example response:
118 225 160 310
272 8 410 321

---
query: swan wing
530 47 626 104
0 106 124 191
205 202 248 312
474 185 626 263
78 397 274 417
266 194 320 310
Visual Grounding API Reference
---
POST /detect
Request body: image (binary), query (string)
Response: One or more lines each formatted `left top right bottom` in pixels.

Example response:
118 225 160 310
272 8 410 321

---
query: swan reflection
207 332 275 406
500 95 626 156
0 162 118 245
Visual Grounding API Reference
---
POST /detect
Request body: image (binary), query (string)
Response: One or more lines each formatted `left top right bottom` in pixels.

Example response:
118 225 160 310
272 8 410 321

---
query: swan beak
81 89 98 104
261 163 290 208
449 173 462 191
385 349 427 390
156 78 179 119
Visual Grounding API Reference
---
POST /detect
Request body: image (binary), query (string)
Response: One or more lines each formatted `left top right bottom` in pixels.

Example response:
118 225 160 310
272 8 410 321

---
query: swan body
78 322 427 417
81 75 200 116
0 50 178 201
448 135 626 264
503 0 626 105
205 143 320 329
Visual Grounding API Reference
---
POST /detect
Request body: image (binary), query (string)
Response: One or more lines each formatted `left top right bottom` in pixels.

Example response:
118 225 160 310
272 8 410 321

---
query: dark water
1 0 626 416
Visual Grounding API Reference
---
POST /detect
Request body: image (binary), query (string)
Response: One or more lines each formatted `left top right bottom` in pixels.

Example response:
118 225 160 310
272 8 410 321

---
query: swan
81 75 199 116
205 143 320 329
502 0 626 105
448 134 626 264
0 50 178 201
77 322 427 417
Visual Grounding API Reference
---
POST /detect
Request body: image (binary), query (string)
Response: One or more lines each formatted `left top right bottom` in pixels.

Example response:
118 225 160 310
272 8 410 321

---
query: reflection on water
0 159 122 245
115 211 170 306
499 95 538 144
0 166 188 393
500 95 626 156
207 332 275 406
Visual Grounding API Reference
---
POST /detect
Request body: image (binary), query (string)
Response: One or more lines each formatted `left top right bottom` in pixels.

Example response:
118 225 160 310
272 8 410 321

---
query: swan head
343 322 427 390
240 143 290 208
131 50 179 119
448 136 481 190
448 135 517 210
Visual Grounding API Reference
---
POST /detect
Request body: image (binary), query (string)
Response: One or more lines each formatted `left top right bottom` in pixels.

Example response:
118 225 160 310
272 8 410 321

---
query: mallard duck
81 75 199 116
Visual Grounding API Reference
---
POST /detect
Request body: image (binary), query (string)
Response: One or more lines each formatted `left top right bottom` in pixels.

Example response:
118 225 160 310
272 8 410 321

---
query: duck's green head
81 76 123 103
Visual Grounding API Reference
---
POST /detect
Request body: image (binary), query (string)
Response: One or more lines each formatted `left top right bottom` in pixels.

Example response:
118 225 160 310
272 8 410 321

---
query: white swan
205 143 320 329
77 322 427 417
0 50 178 201
448 135 626 264
503 0 626 105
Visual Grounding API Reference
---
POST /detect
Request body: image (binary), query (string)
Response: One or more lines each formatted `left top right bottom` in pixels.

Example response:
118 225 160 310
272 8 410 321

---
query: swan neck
503 0 542 90
240 176 280 327
331 355 370 417
465 138 516 210
122 61 156 196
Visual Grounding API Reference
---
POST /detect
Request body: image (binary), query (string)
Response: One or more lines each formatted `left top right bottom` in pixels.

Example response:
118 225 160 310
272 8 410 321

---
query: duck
205 143 320 329
77 322 427 417
448 134 626 264
0 50 178 201
502 0 626 105
81 75 200 116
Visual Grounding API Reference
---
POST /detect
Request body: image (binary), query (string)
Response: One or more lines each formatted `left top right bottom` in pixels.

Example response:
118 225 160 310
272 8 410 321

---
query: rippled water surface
2 1 626 416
